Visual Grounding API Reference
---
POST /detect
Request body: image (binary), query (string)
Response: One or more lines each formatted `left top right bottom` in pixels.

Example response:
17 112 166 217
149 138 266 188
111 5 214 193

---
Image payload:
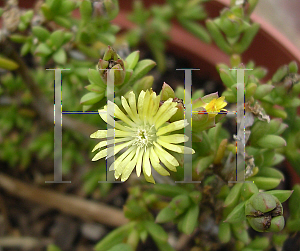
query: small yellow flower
203 96 227 116
90 90 195 183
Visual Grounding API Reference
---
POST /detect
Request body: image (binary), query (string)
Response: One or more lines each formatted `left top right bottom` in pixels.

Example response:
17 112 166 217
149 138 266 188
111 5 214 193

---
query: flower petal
143 147 151 177
153 142 179 166
148 93 160 124
150 147 170 176
153 98 173 124
90 130 107 139
108 101 136 127
142 168 155 184
121 96 139 123
128 91 138 118
155 107 178 129
137 90 146 118
155 150 177 172
157 138 195 154
156 120 188 136
121 157 138 182
142 90 151 121
158 134 188 144
91 148 107 161
115 148 136 179
114 129 133 137
109 146 135 171
136 147 144 177
106 140 134 159
99 109 134 132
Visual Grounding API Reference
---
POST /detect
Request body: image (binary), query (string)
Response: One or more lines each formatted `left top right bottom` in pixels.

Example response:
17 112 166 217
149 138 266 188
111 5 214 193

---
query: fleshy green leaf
53 48 67 64
80 92 105 105
125 51 140 70
130 59 156 83
224 201 246 224
32 26 51 42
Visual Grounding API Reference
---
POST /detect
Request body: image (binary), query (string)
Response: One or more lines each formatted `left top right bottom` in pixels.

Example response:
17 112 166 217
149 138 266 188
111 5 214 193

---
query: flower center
133 124 156 148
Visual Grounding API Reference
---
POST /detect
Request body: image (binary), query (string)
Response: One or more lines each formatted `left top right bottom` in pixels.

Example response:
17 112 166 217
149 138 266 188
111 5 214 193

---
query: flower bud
97 46 126 86
108 64 125 86
246 193 285 232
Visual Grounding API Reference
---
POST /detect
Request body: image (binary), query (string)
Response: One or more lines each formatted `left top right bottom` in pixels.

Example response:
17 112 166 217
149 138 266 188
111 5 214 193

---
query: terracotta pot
116 0 300 81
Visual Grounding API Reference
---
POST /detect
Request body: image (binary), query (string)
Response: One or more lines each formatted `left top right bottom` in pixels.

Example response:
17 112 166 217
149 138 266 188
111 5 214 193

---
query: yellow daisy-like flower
203 96 227 116
90 90 195 183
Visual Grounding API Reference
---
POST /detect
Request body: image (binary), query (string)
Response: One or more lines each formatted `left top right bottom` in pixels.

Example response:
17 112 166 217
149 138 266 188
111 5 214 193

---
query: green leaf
53 48 67 64
287 218 300 232
241 182 259 200
224 183 243 207
161 82 175 101
272 65 289 83
247 177 281 190
130 59 156 83
256 135 287 149
50 30 64 49
21 42 31 56
220 68 236 88
180 204 200 234
47 244 62 251
234 23 260 54
85 84 105 93
265 190 293 203
125 51 140 70
9 34 28 43
218 222 231 243
144 221 168 242
46 0 61 11
248 237 269 250
57 0 77 15
179 19 211 43
289 184 300 219
156 206 177 223
224 201 246 224
152 184 189 197
95 223 133 251
32 26 51 42
53 16 72 29
41 3 53 20
107 244 133 251
289 61 298 73
0 56 19 70
80 92 104 105
254 84 274 99
80 0 92 21
35 43 52 57
88 69 106 88
206 19 231 54
258 167 284 180
98 33 116 45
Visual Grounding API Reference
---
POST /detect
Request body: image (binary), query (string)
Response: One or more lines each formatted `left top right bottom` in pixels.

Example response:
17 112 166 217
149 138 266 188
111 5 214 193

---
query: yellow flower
203 96 227 116
90 90 195 183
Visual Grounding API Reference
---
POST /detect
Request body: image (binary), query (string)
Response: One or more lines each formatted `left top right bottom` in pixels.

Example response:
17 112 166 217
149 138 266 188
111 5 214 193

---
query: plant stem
0 173 128 227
